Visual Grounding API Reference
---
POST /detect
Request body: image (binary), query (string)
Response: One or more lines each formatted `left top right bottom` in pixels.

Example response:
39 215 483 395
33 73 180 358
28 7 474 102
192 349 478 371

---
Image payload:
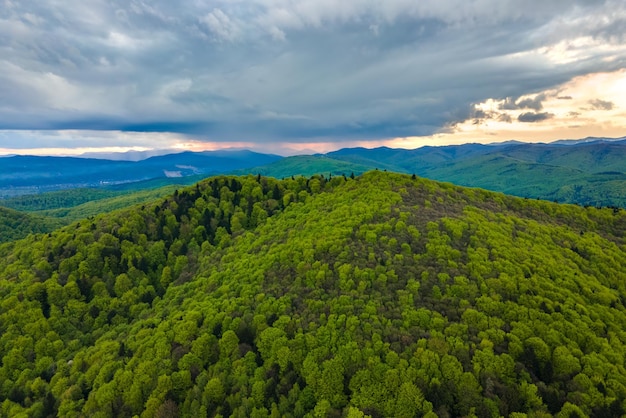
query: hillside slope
1 172 626 417
0 206 64 243
0 186 183 242
231 155 377 178
499 142 626 173
327 142 626 207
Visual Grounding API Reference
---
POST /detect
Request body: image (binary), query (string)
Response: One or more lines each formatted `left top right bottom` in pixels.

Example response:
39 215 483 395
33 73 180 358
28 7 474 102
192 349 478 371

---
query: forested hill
0 206 64 243
1 172 626 417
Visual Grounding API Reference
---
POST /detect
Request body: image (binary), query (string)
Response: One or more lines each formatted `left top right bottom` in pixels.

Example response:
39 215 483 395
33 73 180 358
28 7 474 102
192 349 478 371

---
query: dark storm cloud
516 94 546 111
499 94 546 111
0 0 625 147
518 112 554 123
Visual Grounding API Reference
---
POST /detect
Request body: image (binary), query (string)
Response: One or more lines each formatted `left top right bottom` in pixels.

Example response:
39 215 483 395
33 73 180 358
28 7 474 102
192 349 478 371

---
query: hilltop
1 172 626 417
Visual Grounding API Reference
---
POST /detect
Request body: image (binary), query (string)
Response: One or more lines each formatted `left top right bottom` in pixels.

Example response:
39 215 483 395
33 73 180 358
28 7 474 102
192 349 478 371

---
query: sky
1 0 626 156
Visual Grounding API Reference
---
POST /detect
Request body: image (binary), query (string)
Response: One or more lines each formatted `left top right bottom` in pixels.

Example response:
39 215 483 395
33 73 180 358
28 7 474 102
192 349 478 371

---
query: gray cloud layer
1 0 626 146
500 94 546 111
518 112 554 123
588 99 615 111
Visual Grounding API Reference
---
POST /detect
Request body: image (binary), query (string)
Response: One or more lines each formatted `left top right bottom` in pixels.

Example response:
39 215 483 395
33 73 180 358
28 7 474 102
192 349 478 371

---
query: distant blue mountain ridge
2 137 626 207
0 150 281 196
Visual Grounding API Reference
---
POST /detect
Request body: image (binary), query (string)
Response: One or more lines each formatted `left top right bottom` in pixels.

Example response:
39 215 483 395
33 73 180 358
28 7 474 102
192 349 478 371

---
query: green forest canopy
1 171 626 417
0 186 181 243
0 207 64 244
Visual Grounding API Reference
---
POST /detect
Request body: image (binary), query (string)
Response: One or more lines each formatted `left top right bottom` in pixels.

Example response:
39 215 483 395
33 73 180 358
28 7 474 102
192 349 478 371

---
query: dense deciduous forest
0 186 181 242
0 189 125 212
1 171 626 417
0 207 64 244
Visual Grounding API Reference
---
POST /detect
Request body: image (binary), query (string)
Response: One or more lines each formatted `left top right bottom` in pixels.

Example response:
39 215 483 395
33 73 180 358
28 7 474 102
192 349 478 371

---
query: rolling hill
231 155 376 178
322 140 626 207
0 186 186 242
1 172 626 417
0 206 64 243
156 139 626 208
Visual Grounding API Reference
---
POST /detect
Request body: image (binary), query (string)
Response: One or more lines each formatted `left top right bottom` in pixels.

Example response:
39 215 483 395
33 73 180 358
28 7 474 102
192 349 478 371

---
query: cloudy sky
1 0 626 156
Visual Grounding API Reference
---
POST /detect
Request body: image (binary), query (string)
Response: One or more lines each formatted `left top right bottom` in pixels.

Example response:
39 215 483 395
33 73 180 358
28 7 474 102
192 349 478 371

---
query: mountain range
0 150 281 196
2 137 626 207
